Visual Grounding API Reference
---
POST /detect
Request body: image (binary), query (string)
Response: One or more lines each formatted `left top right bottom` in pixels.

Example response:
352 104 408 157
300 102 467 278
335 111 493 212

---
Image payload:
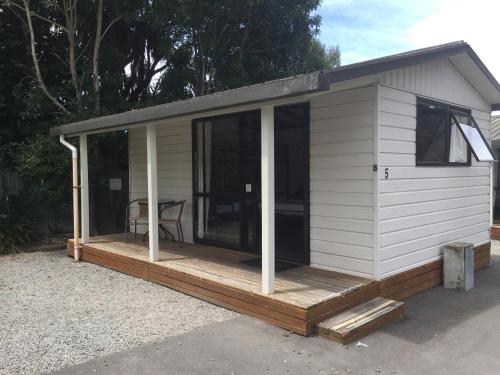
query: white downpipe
79 135 90 244
59 135 80 261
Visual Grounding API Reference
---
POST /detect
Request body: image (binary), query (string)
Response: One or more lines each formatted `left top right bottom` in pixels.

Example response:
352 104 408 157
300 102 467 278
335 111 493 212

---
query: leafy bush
0 214 32 254
15 134 71 206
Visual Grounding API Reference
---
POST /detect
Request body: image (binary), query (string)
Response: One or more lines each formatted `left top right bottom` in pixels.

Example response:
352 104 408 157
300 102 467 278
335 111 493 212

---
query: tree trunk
21 0 70 114
195 33 205 96
92 0 103 113
63 0 81 108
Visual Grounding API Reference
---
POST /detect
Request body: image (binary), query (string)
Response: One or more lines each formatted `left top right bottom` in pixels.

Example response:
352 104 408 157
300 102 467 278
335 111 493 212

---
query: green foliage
0 214 32 254
1 0 339 115
157 0 333 96
303 39 341 72
15 135 71 206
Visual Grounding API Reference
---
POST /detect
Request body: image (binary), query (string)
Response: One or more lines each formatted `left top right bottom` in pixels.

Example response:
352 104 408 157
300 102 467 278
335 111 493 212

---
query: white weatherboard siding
377 59 491 277
309 86 375 277
380 58 490 112
128 121 193 242
127 88 376 276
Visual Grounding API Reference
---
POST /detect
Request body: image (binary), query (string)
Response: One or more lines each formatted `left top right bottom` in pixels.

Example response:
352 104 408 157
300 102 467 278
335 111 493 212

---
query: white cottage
52 41 499 342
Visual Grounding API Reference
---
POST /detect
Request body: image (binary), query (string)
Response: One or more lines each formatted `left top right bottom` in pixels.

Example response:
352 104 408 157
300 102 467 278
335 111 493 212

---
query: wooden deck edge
67 240 491 337
378 242 491 301
305 282 379 328
68 241 307 317
68 242 312 335
490 226 500 240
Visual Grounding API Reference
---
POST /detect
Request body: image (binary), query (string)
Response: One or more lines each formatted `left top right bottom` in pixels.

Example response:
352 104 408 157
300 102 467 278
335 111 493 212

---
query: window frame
416 98 472 167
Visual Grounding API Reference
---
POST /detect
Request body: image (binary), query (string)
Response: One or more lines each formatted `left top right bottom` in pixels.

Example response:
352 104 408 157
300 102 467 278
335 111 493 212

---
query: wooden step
316 297 405 344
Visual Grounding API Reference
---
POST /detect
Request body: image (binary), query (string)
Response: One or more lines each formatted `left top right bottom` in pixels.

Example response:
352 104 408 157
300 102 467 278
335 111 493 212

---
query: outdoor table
140 199 177 241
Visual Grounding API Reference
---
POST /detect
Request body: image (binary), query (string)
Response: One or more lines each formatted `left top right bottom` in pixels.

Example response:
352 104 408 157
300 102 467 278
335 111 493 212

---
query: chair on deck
125 198 148 242
158 200 186 243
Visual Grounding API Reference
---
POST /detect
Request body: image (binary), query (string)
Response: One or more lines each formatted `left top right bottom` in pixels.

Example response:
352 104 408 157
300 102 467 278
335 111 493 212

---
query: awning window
451 114 495 162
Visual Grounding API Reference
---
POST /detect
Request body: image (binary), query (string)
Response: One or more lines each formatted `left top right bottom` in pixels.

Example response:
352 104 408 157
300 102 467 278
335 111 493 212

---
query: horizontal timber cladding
67 240 378 336
378 242 491 301
309 85 376 278
128 120 194 242
377 81 491 278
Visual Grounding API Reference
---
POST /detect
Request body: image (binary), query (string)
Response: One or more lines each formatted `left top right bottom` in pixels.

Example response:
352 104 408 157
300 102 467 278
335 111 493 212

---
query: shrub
0 214 32 254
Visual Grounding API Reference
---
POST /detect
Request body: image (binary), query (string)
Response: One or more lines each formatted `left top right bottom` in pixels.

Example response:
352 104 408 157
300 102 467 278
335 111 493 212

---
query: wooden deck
67 235 378 335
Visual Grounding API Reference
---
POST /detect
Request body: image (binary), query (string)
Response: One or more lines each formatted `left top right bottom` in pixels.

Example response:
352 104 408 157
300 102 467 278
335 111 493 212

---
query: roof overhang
50 72 329 136
51 41 500 136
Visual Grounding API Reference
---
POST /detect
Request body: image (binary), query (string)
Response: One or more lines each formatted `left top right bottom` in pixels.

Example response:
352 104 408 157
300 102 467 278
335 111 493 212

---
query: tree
2 0 121 115
303 38 341 72
0 0 341 239
167 0 330 97
3 0 339 113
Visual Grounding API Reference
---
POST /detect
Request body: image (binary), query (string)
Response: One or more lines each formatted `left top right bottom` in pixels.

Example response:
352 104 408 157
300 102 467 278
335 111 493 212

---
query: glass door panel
240 112 261 251
274 104 309 264
194 111 260 252
194 105 309 264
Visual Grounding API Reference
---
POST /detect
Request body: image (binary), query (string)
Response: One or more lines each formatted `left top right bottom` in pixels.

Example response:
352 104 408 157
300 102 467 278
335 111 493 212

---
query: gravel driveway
0 250 238 375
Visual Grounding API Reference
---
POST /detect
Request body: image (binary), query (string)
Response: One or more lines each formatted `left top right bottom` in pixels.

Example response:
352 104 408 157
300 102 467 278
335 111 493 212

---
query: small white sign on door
245 183 252 193
109 178 122 191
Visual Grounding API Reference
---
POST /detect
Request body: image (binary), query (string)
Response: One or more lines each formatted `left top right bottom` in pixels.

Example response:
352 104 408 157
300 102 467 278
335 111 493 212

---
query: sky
316 0 500 114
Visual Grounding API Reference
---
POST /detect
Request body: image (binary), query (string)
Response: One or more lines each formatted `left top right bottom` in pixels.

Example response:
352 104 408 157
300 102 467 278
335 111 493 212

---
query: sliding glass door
274 104 309 264
193 111 260 252
193 104 309 264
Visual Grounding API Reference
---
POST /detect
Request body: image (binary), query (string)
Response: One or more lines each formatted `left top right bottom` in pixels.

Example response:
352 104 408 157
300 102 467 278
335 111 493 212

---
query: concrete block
444 242 474 292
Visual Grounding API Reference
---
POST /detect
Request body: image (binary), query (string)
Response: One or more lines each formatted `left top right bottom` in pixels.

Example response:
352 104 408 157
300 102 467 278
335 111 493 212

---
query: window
451 116 495 162
416 100 454 165
416 98 494 165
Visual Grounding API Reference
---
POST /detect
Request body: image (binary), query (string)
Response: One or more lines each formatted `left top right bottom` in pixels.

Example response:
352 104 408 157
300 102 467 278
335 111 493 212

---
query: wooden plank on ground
317 298 405 344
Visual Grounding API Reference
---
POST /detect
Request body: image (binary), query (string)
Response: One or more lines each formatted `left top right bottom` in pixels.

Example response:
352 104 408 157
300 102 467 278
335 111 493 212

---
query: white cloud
316 0 437 65
406 0 500 79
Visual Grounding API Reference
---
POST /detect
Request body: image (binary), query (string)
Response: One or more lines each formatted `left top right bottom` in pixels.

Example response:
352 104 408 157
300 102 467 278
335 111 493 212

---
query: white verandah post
79 134 90 244
261 105 275 295
146 125 159 262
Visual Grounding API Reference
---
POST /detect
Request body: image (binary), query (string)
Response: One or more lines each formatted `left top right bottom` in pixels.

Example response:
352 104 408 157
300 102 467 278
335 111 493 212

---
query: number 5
385 168 389 180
